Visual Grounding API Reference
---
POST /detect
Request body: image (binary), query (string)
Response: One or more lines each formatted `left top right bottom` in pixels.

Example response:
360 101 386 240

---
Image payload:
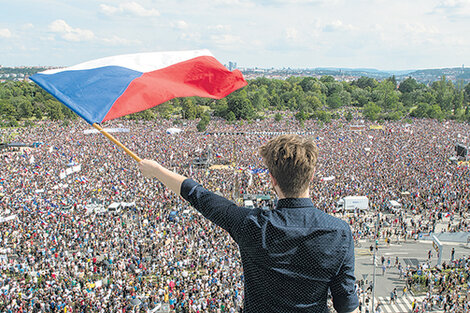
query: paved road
354 239 468 312
374 294 443 313
355 239 469 296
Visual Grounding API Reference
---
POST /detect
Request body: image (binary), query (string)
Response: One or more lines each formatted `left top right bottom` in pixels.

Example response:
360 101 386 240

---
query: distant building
228 61 237 71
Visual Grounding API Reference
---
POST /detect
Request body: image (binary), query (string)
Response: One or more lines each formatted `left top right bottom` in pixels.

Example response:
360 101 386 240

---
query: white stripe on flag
40 49 214 74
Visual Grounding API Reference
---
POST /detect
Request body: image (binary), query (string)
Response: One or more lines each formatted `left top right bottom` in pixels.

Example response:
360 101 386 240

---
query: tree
326 82 343 96
363 102 381 120
154 102 174 119
287 97 298 110
352 77 378 90
281 90 302 109
327 93 342 109
268 92 281 108
274 113 282 122
6 117 19 127
386 75 397 89
182 98 197 119
128 109 154 120
428 104 443 119
294 110 308 123
345 111 353 122
33 104 43 120
197 113 210 132
398 77 420 94
299 77 318 93
464 82 470 103
227 94 254 120
351 88 370 107
0 100 16 118
320 76 335 83
45 100 64 120
304 94 322 111
432 76 455 113
226 111 236 122
339 90 351 106
452 87 464 114
250 88 268 110
61 105 77 120
411 103 430 118
312 110 331 123
17 98 34 118
213 98 228 118
383 111 403 121
375 81 399 111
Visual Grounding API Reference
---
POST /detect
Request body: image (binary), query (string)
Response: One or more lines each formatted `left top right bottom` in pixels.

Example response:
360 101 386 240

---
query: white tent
166 127 183 135
84 128 130 134
0 215 18 223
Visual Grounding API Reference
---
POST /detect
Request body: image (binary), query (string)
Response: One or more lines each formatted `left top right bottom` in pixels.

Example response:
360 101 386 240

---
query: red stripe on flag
103 56 246 122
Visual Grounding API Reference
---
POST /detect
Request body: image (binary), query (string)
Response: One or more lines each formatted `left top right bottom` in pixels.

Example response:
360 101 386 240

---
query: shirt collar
276 198 314 209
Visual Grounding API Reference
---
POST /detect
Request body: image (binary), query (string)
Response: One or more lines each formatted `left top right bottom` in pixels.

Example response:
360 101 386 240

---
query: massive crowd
0 115 469 312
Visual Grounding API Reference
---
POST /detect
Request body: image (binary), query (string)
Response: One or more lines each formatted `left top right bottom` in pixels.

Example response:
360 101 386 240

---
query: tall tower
228 61 237 71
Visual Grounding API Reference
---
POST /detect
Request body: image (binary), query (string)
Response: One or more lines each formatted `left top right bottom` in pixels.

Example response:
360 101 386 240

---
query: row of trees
211 75 470 122
1 75 470 129
0 81 75 123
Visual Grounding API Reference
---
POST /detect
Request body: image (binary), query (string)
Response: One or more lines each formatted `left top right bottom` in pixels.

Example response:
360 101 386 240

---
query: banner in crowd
83 128 130 135
0 215 17 223
60 164 82 179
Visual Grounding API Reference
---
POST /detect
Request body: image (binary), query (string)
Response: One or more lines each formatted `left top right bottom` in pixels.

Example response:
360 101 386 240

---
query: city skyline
1 0 469 70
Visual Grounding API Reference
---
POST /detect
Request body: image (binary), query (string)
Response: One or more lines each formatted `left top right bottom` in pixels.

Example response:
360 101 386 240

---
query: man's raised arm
138 159 187 196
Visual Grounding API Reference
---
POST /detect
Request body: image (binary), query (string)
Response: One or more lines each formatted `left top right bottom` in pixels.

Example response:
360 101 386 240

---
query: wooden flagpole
92 123 142 162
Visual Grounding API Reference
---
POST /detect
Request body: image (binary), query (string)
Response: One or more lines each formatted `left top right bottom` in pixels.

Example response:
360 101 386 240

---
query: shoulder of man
317 210 352 231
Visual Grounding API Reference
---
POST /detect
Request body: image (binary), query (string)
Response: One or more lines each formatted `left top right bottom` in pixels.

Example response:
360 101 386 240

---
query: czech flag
30 49 247 124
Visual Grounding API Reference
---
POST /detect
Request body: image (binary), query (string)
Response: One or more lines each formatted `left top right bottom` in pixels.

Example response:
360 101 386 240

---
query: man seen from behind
139 134 359 313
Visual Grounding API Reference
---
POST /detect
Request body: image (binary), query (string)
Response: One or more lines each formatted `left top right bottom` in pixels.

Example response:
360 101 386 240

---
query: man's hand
138 159 187 196
139 159 160 178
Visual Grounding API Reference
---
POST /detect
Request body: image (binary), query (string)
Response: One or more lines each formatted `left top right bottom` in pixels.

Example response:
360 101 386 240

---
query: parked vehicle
336 196 369 213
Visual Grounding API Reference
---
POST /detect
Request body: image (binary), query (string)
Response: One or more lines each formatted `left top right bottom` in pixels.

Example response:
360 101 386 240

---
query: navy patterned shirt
181 178 359 313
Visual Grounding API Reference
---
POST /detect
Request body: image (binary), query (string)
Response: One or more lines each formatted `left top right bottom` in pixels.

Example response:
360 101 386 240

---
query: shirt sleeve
329 226 359 313
180 178 251 243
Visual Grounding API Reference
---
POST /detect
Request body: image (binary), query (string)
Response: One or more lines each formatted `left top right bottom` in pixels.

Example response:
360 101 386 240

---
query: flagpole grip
92 123 142 162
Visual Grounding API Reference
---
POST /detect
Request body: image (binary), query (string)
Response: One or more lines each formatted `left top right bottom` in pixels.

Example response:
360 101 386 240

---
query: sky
0 0 469 70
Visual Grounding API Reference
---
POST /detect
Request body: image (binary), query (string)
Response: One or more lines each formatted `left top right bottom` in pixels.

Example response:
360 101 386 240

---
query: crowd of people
0 115 470 312
401 255 470 312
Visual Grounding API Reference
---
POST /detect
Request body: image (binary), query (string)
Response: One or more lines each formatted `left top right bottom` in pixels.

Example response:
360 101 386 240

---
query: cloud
274 0 329 3
101 35 142 45
0 28 11 38
180 32 202 42
171 20 188 30
211 0 255 7
432 0 470 19
405 23 439 35
251 0 338 6
100 2 160 17
210 34 243 46
435 0 467 9
208 24 232 32
49 20 94 42
323 20 354 32
22 23 34 30
285 27 299 41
